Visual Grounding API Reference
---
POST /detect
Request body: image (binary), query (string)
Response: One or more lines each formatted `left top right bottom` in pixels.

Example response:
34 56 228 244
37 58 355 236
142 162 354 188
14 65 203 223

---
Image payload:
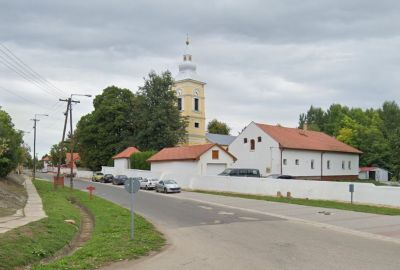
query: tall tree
75 86 137 170
134 71 187 150
207 119 231 135
0 108 23 177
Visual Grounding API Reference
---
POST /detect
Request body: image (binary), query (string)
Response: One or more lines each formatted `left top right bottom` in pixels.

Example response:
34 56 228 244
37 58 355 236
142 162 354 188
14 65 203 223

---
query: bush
130 151 157 170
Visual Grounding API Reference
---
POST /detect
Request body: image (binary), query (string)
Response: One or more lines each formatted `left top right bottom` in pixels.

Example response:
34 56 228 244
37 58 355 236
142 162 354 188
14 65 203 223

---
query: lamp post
31 114 48 180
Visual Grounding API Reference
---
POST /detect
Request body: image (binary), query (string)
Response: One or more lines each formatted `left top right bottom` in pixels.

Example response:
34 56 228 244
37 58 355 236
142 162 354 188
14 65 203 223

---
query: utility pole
56 94 91 189
31 114 48 180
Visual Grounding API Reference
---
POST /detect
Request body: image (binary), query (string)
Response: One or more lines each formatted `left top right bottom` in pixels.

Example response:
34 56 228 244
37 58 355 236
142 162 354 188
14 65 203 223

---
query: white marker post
124 178 141 240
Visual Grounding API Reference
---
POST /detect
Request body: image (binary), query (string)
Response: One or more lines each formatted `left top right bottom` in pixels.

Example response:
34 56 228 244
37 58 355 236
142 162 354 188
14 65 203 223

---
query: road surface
36 173 400 270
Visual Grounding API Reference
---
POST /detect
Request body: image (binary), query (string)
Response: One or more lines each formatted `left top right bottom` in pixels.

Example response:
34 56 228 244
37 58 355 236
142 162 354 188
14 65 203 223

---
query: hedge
130 151 157 170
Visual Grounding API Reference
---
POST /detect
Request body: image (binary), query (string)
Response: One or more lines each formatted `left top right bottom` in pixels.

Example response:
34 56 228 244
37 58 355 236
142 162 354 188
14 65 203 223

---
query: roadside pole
124 178 140 240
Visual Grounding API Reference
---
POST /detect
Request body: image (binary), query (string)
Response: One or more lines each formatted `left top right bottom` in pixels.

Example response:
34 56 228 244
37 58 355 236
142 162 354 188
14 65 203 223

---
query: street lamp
32 114 48 180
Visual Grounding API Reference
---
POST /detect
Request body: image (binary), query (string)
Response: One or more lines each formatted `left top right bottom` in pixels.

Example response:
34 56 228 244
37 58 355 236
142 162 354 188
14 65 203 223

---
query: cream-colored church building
172 40 207 145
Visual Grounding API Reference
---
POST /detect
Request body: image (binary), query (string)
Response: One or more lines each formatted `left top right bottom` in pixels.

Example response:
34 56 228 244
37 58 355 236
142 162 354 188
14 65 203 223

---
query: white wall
114 158 129 172
229 122 280 176
102 166 162 179
101 165 400 207
76 170 93 179
185 175 400 207
151 160 199 175
282 150 359 177
199 146 236 175
322 152 359 176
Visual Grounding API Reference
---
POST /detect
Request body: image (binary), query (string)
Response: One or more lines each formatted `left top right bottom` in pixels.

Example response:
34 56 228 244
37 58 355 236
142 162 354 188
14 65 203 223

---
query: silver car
155 180 181 193
140 178 158 190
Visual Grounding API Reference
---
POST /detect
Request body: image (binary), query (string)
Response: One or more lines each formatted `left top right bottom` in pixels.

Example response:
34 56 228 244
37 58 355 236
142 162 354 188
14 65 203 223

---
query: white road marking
198 205 213 210
239 216 260 221
218 211 235 215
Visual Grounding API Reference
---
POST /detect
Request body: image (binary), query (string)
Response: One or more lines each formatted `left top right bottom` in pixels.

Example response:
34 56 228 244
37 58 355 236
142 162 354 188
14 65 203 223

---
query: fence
101 166 400 207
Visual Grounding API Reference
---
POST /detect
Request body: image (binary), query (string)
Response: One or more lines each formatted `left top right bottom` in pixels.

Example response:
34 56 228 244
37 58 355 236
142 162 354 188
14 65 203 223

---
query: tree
0 108 23 177
134 71 187 150
207 119 231 135
49 142 68 166
130 151 157 170
75 86 137 170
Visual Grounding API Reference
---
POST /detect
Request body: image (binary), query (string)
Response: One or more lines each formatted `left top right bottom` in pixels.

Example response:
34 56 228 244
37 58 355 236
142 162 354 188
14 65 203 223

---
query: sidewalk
178 191 400 243
0 176 47 234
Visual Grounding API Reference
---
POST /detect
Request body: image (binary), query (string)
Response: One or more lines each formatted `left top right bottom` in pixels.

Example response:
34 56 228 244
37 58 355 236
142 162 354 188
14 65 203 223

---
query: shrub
130 151 157 170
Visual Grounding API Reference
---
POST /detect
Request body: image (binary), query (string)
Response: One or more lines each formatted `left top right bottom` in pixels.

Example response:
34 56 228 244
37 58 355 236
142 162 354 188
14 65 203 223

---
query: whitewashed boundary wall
101 166 400 207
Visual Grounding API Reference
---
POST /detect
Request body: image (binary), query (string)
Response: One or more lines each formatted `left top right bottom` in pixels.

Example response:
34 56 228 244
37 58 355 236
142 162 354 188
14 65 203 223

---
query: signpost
349 184 354 204
124 178 141 240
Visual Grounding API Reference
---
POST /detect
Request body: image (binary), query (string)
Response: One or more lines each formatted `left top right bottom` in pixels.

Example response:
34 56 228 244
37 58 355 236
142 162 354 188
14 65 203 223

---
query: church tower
173 38 206 145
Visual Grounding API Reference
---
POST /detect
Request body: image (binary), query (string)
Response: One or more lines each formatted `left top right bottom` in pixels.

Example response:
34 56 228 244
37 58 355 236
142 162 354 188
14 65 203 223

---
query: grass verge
0 179 165 270
192 190 400 216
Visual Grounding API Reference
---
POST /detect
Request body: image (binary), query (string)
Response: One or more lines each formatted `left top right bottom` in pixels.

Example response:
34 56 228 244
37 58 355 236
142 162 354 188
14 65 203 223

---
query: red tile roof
148 144 236 162
65 153 80 163
256 123 362 154
112 147 140 159
359 167 376 172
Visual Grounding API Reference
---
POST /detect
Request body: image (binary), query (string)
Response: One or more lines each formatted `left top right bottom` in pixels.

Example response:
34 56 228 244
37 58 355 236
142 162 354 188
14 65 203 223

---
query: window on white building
327 160 331 170
295 159 299 165
311 159 315 169
342 161 345 170
348 161 351 170
250 139 255 151
257 136 262 142
283 159 287 165
244 138 248 143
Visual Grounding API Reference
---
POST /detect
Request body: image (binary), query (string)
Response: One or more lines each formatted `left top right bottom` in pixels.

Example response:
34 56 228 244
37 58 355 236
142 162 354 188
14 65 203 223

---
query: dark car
112 175 128 185
219 168 261 177
266 174 294 179
102 174 114 183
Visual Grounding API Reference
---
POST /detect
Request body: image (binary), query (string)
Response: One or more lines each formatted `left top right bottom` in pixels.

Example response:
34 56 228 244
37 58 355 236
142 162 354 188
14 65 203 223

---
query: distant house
206 133 237 149
112 147 140 171
65 153 80 169
148 144 236 176
41 155 50 172
359 167 389 182
229 122 362 180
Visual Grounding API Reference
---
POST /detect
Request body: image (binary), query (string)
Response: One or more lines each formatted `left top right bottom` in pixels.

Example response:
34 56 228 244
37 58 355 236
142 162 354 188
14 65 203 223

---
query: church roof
206 133 237 146
255 123 362 154
175 38 204 83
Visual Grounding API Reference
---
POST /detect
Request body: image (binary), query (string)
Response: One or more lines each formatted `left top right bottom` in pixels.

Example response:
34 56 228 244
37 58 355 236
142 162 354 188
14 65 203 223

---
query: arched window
250 139 255 150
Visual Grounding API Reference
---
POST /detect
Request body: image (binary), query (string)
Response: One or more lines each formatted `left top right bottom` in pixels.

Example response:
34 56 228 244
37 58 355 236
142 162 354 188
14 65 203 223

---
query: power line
0 44 67 97
0 44 66 98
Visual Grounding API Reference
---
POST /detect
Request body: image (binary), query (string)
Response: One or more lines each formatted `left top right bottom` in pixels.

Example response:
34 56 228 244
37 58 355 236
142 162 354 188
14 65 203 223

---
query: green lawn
193 190 400 216
0 179 165 270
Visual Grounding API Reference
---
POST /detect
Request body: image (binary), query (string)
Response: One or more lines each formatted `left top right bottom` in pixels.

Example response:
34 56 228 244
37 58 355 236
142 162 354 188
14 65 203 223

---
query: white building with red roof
148 144 236 176
112 146 140 171
229 122 362 180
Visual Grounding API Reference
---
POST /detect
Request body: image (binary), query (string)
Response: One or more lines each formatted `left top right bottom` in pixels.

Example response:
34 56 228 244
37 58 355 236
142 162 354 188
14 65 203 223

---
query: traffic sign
124 178 140 194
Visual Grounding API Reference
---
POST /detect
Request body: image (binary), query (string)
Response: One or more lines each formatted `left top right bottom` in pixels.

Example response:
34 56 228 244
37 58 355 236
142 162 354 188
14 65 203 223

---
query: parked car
112 175 128 185
92 172 104 182
140 178 158 190
219 168 261 177
102 174 114 183
155 180 181 193
266 174 294 179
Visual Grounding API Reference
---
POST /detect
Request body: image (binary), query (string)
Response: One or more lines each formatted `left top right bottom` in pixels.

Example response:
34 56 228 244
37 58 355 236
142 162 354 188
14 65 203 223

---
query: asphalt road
36 173 400 270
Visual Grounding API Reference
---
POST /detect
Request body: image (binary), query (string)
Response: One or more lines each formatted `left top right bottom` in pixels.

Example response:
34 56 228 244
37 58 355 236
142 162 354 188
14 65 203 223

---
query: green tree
75 86 137 170
134 71 187 150
130 151 157 170
207 119 231 135
49 143 68 166
0 108 23 177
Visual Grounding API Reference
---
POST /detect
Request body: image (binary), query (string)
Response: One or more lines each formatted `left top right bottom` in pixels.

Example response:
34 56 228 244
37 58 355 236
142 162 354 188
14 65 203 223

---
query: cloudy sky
1 0 400 157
